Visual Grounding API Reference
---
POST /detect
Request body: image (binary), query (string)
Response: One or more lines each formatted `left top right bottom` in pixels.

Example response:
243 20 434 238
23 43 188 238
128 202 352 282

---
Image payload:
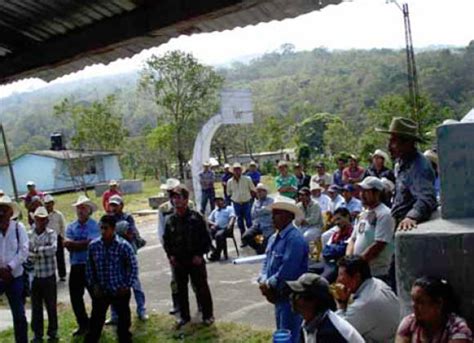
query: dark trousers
210 228 227 259
56 235 66 279
201 189 215 214
174 260 213 321
241 227 268 254
233 201 252 237
31 276 57 339
0 277 28 343
86 290 132 343
69 264 90 329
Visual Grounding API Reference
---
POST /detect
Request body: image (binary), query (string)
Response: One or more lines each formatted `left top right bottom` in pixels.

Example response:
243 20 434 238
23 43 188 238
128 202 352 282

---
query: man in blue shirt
333 157 347 187
259 196 309 343
341 184 363 222
245 161 261 186
199 162 216 214
207 196 236 261
64 195 100 337
85 215 138 343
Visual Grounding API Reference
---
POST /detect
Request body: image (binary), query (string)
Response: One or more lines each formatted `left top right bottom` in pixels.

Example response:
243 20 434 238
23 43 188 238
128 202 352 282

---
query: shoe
203 317 215 326
207 255 220 262
72 327 88 337
105 318 117 326
59 277 66 282
169 307 180 315
174 319 190 330
138 314 149 321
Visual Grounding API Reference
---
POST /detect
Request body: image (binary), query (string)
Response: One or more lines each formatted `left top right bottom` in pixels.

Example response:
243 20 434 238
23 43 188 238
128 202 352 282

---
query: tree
323 119 357 157
139 51 224 179
294 112 336 156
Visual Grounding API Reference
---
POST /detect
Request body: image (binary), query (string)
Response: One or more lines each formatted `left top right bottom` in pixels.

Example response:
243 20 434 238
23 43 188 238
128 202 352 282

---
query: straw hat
376 117 423 142
423 149 439 166
43 194 55 203
265 195 304 220
33 206 49 218
358 176 384 192
371 149 390 162
72 195 98 212
0 195 21 219
109 180 118 186
160 178 180 191
256 183 268 192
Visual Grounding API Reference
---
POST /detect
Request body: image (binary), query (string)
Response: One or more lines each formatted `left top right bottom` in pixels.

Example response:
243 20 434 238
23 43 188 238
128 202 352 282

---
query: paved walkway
0 216 275 332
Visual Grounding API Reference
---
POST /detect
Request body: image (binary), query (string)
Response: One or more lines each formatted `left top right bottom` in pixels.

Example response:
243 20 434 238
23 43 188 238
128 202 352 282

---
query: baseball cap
342 184 355 192
109 195 124 205
286 273 331 297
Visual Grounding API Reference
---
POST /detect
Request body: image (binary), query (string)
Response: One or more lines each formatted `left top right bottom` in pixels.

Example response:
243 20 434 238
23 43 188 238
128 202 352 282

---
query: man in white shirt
327 185 346 214
0 195 29 343
346 177 395 280
310 184 331 214
44 194 67 281
207 197 236 261
334 256 399 343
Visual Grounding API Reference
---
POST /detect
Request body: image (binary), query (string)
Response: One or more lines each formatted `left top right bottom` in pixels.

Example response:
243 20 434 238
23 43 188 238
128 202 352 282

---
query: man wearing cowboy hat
43 194 67 282
199 161 216 214
102 180 122 212
64 195 100 337
221 164 233 206
377 117 437 231
241 183 274 254
29 206 59 342
362 149 395 182
0 195 29 343
310 183 331 214
245 161 261 187
310 162 333 191
296 187 323 244
259 196 309 343
227 162 256 247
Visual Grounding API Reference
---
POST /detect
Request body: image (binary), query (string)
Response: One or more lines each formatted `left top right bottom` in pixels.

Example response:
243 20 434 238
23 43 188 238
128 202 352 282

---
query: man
313 207 354 283
227 162 256 246
362 149 395 182
23 181 44 223
102 180 122 212
85 215 138 343
341 185 363 221
259 196 309 343
199 162 215 214
43 194 67 281
334 256 399 343
107 195 148 323
64 195 100 336
0 195 29 343
245 161 261 186
0 189 4 196
296 188 323 244
29 207 58 343
310 162 333 190
207 196 236 261
346 177 395 281
241 183 274 254
163 186 214 328
377 117 437 230
27 196 44 227
342 155 365 198
275 161 298 199
294 163 311 191
310 184 331 214
221 164 233 205
286 273 364 343
332 157 347 187
327 185 346 214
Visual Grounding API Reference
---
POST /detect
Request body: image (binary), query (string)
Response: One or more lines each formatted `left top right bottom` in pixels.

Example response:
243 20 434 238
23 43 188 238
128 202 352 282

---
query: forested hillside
1 41 472 177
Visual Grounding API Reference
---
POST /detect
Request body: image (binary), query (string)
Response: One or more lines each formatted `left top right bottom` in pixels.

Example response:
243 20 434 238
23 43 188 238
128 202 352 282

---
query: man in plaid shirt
29 206 58 342
85 215 138 343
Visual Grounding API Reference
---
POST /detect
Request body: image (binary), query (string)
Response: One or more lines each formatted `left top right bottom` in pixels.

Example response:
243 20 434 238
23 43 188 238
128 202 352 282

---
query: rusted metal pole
0 124 19 200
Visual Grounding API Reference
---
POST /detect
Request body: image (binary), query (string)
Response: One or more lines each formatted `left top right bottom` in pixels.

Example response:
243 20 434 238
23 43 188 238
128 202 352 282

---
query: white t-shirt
350 203 395 276
312 194 331 213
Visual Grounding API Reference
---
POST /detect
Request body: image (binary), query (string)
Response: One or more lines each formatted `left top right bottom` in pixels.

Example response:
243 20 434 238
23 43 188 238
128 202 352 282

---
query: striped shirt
29 228 57 278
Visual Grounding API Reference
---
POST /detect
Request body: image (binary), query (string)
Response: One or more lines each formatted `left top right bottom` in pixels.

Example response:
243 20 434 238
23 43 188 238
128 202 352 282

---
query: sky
0 0 473 98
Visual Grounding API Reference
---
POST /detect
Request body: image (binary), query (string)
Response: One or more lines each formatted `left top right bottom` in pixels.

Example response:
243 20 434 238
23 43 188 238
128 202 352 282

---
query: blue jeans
233 201 252 236
275 299 302 343
111 276 146 320
201 189 215 214
0 277 28 343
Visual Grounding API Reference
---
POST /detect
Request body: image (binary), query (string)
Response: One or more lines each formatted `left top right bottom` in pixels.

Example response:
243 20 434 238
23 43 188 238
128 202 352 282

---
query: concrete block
396 211 474 329
94 179 143 197
437 122 474 219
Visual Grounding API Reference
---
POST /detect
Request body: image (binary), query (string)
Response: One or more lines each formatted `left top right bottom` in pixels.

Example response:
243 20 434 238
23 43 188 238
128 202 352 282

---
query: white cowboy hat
160 178 180 191
358 176 384 192
43 194 54 203
33 206 49 218
256 183 268 192
109 179 119 186
423 149 438 166
372 149 390 162
381 177 395 192
310 183 323 192
72 195 98 212
26 180 36 187
0 196 21 219
265 195 304 220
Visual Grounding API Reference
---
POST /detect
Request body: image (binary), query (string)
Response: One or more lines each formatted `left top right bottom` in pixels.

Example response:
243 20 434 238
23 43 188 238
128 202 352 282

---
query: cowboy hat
376 117 423 142
358 176 384 192
371 149 390 162
423 149 439 166
72 195 98 212
256 183 269 192
108 180 118 186
310 183 323 192
0 195 21 219
265 195 304 220
160 178 180 191
33 206 49 218
43 194 55 203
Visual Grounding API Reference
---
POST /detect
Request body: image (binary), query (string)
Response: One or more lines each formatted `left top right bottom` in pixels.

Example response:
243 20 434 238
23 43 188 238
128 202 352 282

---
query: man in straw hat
102 180 122 212
199 161 216 214
64 195 100 337
227 162 256 247
0 195 29 343
362 149 395 182
258 196 309 343
29 206 58 342
286 273 364 343
376 117 437 231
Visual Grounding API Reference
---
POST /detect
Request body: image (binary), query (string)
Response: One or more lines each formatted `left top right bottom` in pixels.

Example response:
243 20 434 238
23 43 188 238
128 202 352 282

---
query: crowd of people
0 116 472 343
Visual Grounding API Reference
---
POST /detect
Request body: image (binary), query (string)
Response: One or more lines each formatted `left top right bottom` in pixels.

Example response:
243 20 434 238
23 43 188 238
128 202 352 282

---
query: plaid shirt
29 228 57 278
86 235 138 295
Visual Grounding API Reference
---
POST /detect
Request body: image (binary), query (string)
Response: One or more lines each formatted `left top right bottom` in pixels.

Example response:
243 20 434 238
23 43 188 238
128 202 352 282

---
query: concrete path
0 216 275 332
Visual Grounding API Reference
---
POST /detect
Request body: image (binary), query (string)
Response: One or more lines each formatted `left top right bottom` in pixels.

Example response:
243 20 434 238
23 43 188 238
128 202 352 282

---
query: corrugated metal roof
0 0 342 84
30 150 118 160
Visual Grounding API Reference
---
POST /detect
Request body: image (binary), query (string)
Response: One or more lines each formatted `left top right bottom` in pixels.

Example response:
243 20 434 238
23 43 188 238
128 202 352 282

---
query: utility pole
0 124 19 200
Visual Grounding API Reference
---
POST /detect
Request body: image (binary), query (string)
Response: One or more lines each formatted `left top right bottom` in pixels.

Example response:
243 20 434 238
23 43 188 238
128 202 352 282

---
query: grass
0 306 272 342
